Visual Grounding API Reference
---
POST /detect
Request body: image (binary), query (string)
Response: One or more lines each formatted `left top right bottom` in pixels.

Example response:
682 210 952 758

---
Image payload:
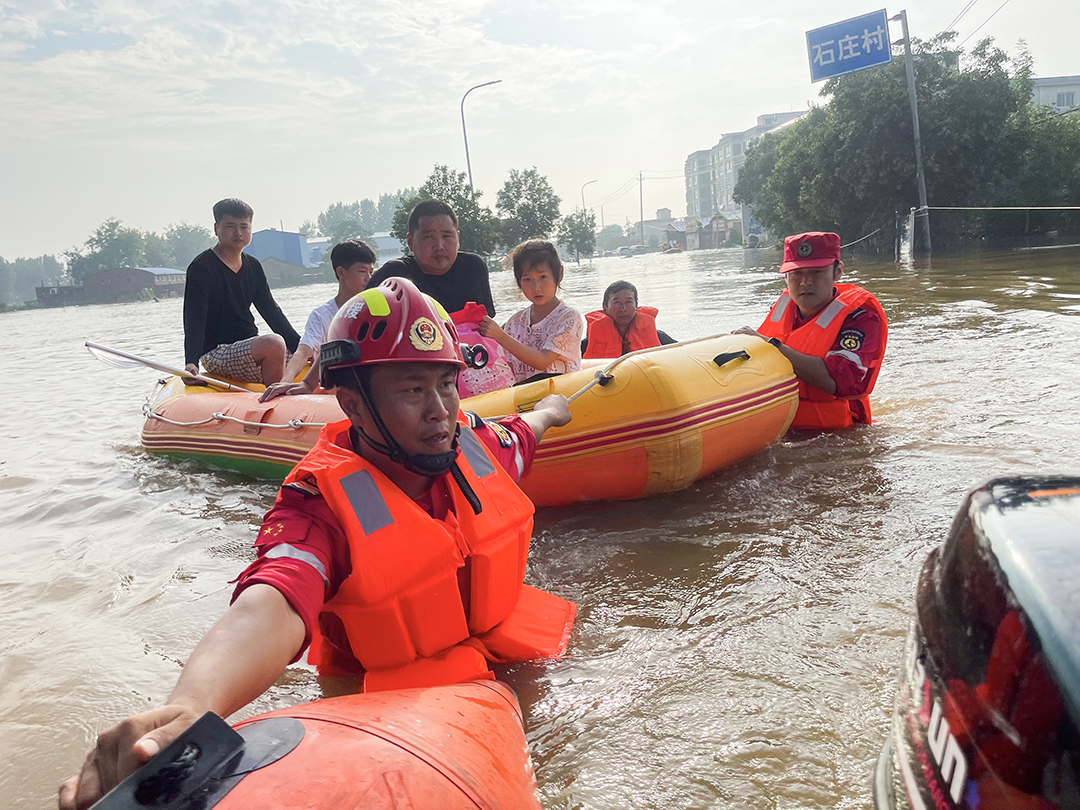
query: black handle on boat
712 350 750 368
91 712 305 809
461 343 489 370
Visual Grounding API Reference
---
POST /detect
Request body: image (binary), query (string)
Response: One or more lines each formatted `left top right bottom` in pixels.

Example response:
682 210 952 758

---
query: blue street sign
806 9 892 83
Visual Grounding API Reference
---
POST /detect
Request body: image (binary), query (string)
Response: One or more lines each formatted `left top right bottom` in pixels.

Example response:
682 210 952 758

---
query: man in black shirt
366 200 495 316
182 199 300 385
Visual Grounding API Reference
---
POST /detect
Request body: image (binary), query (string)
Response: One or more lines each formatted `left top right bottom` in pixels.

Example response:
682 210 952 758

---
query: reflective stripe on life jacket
284 414 576 691
758 284 887 429
583 306 662 359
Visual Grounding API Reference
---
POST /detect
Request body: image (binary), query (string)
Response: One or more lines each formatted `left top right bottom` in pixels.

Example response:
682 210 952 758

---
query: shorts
200 338 292 384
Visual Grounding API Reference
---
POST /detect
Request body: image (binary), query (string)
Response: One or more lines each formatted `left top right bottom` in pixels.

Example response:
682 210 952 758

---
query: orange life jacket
284 414 576 692
583 306 662 359
758 284 887 429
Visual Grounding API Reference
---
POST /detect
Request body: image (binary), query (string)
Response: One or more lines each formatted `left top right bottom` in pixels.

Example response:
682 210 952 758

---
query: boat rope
924 205 1080 211
566 332 737 403
143 331 751 420
841 228 883 249
142 401 327 430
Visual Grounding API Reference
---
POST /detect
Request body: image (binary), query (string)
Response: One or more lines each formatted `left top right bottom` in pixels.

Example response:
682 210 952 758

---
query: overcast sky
1 0 1075 261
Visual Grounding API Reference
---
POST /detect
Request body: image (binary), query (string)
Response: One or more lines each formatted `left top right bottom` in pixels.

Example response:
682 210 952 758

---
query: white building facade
1033 76 1080 114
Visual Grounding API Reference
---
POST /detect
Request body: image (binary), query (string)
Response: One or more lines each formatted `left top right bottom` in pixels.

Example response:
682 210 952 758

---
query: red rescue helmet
319 277 465 389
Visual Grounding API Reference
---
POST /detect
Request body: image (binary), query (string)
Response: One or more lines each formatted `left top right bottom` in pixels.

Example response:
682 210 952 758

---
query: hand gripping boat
91 681 541 810
140 334 799 507
873 477 1080 810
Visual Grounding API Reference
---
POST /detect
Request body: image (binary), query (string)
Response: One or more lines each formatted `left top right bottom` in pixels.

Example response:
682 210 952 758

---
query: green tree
0 254 63 305
297 219 319 237
318 201 371 246
495 167 562 247
165 222 214 268
556 209 597 261
142 231 173 267
597 223 625 251
64 218 147 281
734 34 1079 249
359 199 379 235
390 166 499 255
377 189 416 232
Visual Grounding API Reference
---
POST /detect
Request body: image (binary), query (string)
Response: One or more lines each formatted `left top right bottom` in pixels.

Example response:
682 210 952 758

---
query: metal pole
638 172 645 246
893 11 931 253
580 179 598 212
460 80 502 194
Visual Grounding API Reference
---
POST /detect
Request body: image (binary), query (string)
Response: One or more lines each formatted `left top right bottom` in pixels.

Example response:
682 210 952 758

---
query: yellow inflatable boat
141 335 798 506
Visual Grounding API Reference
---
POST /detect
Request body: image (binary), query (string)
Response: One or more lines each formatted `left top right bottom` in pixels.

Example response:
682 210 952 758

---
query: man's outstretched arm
518 394 572 444
732 326 836 394
59 584 305 810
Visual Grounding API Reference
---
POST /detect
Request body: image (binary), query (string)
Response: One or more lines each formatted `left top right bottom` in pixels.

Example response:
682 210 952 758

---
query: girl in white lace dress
479 239 583 384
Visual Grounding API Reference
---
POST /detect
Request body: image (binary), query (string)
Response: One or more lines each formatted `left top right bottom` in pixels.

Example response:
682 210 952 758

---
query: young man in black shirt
366 200 495 316
182 199 300 385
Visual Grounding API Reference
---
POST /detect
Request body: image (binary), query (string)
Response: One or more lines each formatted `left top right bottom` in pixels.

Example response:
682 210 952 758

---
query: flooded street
1 245 1078 809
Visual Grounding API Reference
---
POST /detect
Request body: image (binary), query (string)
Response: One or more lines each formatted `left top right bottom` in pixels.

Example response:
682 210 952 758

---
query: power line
943 0 979 34
588 169 686 209
591 174 640 207
958 0 1012 48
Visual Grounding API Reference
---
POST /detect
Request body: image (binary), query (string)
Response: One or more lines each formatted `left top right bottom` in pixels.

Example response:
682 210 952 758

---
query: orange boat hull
142 335 798 506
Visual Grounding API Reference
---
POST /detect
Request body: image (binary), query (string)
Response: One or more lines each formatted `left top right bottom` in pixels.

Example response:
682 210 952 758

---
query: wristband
766 337 783 349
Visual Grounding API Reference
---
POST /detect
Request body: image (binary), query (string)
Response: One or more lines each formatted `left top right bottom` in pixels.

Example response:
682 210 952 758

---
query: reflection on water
1 247 1078 808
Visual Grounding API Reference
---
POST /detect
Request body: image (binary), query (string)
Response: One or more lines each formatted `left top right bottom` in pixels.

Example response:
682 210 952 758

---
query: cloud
0 0 1075 258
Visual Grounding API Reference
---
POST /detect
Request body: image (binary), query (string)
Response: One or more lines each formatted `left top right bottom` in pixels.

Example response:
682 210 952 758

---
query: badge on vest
409 317 444 351
839 328 864 351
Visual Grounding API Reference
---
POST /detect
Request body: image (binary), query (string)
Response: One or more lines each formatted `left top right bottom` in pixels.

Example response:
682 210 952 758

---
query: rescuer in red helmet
60 278 575 810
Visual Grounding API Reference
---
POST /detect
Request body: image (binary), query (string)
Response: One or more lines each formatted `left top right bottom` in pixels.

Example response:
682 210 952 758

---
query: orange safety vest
284 414 576 692
758 284 887 430
583 306 662 359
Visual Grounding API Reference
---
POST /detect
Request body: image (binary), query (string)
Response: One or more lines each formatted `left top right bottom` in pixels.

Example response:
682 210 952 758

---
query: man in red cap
60 278 575 810
735 231 887 430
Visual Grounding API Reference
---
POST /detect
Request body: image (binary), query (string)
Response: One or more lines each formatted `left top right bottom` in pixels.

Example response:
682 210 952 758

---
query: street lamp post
577 180 598 262
580 179 598 211
461 80 502 194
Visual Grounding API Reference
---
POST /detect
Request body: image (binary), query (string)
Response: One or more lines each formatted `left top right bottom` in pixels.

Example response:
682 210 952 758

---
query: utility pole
892 10 931 254
638 172 645 246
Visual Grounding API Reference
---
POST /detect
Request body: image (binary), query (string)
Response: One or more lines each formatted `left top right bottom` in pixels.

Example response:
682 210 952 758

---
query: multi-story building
1033 76 1080 114
690 111 807 218
684 150 715 219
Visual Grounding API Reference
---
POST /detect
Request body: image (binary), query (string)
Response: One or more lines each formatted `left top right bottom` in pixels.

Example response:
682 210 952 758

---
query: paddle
85 341 250 392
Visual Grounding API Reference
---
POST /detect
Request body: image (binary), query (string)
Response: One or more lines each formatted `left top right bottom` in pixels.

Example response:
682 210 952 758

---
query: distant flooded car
874 477 1080 810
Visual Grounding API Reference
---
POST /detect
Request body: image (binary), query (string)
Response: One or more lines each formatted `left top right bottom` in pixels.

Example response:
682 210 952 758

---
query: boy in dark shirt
182 198 300 385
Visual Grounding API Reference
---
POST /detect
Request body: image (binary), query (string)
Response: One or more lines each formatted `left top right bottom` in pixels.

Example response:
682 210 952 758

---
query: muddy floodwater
1 246 1078 809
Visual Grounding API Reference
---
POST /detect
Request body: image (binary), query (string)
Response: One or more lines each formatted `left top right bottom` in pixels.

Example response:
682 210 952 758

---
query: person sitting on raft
734 231 887 430
59 278 576 810
479 239 583 384
258 239 376 402
366 199 495 316
581 280 677 359
183 198 301 386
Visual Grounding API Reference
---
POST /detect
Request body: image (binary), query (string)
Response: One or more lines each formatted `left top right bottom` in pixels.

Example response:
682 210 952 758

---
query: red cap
779 232 841 273
319 278 465 388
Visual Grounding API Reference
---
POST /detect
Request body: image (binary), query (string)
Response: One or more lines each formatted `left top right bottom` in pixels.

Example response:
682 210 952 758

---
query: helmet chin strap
349 367 459 478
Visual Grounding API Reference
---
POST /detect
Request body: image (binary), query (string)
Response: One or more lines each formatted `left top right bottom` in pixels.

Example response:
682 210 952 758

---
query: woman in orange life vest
734 231 887 430
59 278 576 810
582 280 677 359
